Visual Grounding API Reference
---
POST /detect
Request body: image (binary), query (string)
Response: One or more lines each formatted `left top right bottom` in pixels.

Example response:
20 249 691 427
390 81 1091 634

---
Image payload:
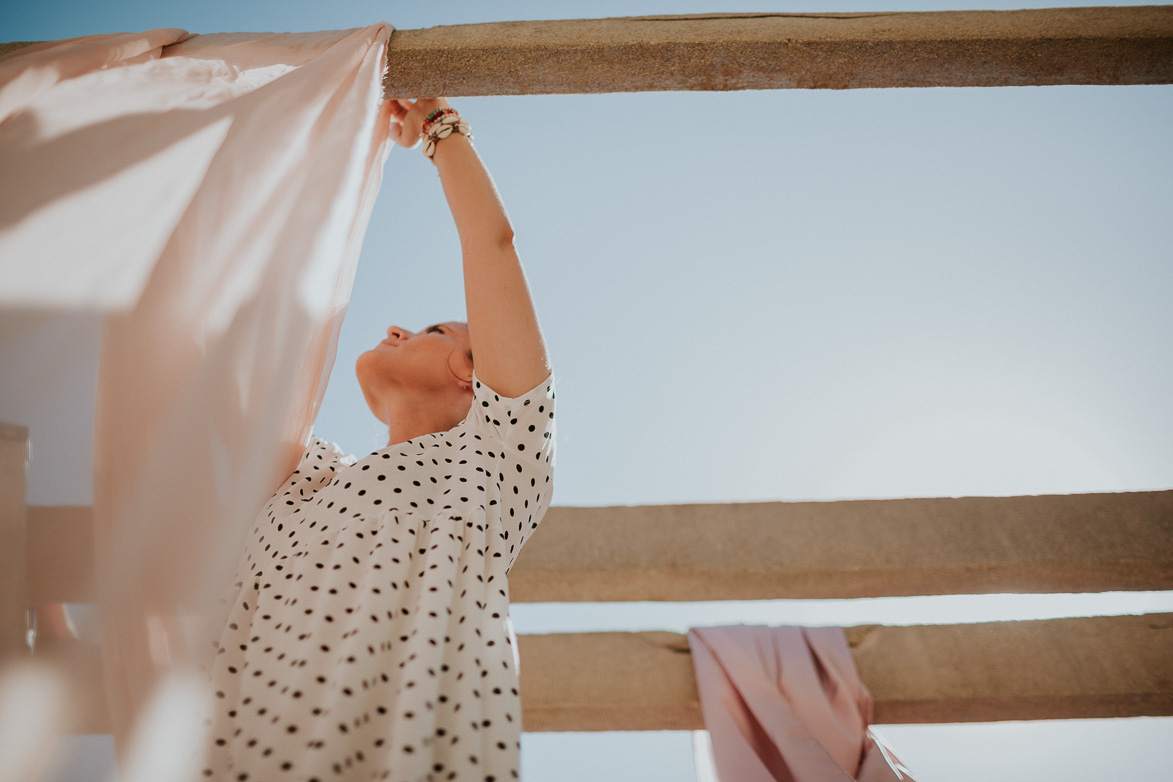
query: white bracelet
423 115 472 161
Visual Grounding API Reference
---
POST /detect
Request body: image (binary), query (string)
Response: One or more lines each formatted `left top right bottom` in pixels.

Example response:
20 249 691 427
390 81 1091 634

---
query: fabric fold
0 25 394 762
688 625 914 782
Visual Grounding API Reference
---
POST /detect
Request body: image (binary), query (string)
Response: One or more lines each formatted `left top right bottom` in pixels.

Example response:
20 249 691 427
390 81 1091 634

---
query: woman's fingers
387 99 423 148
386 98 451 148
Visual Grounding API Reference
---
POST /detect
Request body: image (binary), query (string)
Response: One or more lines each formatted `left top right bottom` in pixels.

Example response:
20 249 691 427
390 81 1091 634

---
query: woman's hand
388 98 450 148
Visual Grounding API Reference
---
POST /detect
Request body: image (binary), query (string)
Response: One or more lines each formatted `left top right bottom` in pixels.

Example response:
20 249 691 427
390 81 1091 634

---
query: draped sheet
0 23 394 763
688 626 915 782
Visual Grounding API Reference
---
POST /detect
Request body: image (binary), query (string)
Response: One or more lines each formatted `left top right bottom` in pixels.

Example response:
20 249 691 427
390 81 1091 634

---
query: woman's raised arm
389 98 550 398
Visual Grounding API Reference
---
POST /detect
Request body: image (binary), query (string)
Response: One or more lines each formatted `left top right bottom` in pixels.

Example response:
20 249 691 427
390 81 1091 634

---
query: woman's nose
387 325 413 340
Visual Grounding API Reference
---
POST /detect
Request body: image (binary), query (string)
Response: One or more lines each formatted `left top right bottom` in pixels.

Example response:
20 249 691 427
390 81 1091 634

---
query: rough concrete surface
382 6 1173 96
518 614 1173 730
509 490 1173 601
27 490 1173 605
24 613 1173 733
4 7 1170 94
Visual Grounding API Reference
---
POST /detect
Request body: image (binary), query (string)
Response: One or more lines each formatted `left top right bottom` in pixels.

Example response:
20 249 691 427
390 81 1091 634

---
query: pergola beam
383 6 1173 96
24 489 1173 605
26 505 94 605
509 490 1173 602
0 424 29 660
35 612 1173 734
519 614 1173 730
4 7 1171 95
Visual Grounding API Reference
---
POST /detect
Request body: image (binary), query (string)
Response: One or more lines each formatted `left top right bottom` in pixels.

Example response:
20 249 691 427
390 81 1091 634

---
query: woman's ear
448 348 474 391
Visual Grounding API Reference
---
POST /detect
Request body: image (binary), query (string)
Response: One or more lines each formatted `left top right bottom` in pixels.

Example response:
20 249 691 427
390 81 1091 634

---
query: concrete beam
518 613 1173 730
26 506 95 605
28 491 1173 604
35 614 1173 734
4 7 1170 94
26 637 110 735
0 42 36 58
0 424 30 660
382 6 1173 96
509 490 1173 601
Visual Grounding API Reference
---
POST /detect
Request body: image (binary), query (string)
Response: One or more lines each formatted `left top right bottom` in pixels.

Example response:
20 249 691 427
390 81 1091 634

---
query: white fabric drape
0 24 393 766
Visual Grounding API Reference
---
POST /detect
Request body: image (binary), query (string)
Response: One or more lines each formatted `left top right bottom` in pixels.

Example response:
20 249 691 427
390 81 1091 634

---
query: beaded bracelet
421 107 458 135
423 114 473 161
423 106 453 124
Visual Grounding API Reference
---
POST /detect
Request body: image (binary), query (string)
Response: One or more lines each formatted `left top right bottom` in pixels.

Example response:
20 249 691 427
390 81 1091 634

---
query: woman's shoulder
302 435 358 468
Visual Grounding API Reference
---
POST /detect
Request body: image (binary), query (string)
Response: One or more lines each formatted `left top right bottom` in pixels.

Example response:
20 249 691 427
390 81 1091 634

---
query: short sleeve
469 372 556 572
469 371 556 454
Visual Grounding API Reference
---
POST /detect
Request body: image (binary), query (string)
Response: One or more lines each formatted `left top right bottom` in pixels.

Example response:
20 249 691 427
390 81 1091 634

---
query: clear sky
5 2 1173 781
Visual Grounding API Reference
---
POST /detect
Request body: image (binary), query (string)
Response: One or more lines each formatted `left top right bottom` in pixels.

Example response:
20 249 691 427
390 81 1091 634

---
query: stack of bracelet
421 107 472 161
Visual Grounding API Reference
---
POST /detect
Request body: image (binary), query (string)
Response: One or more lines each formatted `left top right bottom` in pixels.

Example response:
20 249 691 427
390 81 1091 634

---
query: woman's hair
458 321 473 365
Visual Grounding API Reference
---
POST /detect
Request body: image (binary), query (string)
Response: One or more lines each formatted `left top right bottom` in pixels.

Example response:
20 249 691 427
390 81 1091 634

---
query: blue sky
6 2 1173 780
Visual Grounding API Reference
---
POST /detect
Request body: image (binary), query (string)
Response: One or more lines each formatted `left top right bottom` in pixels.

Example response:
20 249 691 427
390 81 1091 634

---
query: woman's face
355 322 473 423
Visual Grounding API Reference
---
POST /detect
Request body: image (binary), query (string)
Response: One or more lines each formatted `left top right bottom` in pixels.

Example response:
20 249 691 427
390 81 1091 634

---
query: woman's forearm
433 132 513 248
432 132 550 398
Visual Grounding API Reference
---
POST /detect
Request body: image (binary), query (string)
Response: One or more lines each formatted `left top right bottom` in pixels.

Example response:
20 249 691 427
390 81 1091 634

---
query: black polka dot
203 376 554 777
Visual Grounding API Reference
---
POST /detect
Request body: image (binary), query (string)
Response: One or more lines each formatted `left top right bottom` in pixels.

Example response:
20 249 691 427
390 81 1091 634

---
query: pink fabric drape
688 625 915 782
0 24 393 758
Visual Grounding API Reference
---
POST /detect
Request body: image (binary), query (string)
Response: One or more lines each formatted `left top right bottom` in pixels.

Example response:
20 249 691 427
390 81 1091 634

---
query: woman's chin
355 349 386 381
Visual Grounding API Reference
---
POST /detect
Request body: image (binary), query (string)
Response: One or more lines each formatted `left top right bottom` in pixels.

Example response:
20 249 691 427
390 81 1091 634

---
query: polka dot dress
202 373 555 781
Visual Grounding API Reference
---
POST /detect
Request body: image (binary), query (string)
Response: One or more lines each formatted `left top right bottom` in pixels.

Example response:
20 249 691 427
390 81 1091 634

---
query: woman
202 98 555 782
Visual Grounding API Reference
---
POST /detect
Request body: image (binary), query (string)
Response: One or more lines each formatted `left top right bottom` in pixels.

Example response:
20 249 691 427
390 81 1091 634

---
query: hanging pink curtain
0 23 393 759
688 625 915 782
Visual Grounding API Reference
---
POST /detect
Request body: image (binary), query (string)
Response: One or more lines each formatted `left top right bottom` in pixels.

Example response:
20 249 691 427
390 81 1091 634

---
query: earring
446 349 471 388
